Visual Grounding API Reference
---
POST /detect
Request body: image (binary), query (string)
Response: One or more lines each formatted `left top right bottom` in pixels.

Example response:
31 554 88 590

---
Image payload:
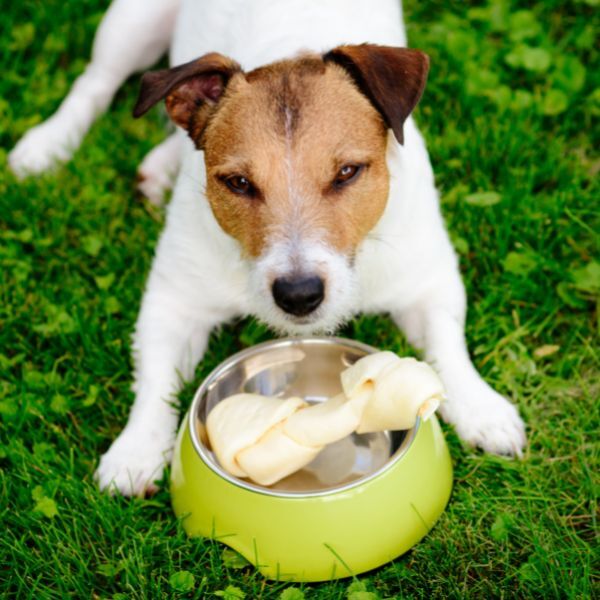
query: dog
10 0 526 496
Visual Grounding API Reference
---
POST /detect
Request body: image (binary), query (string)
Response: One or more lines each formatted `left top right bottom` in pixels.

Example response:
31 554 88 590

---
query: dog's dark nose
272 276 325 316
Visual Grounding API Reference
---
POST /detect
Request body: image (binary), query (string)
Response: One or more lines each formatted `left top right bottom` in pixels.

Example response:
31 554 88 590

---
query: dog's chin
251 301 355 337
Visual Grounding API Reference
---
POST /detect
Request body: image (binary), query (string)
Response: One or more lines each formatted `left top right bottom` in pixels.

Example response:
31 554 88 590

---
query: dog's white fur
10 0 526 496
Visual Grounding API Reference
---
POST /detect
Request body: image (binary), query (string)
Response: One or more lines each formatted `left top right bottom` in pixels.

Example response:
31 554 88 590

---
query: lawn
1 0 598 598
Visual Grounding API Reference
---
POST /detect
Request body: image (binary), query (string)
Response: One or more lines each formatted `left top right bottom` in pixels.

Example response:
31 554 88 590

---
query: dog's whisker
365 234 402 254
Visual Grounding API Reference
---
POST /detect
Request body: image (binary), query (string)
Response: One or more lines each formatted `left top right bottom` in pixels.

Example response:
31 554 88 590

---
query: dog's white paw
9 120 75 178
440 381 526 457
95 427 174 497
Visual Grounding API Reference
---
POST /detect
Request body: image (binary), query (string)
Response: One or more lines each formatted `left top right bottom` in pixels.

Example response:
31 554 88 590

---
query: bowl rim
187 336 421 498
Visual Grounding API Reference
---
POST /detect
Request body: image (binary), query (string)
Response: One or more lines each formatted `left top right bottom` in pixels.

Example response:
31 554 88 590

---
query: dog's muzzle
272 275 325 317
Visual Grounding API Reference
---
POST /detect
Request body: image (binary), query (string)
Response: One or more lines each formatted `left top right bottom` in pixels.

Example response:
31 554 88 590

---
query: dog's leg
9 0 179 177
95 267 221 496
136 133 183 206
393 275 526 456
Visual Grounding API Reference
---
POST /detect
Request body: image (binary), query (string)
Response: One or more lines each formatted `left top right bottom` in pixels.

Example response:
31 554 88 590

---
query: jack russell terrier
10 0 526 496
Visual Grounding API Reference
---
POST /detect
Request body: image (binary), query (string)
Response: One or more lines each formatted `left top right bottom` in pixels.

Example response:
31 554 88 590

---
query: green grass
1 0 598 598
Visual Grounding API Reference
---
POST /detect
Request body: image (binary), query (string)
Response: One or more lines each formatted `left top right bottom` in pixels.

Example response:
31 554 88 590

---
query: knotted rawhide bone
206 352 446 486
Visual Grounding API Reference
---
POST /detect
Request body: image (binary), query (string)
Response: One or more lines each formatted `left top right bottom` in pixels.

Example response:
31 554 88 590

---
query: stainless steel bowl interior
189 337 418 497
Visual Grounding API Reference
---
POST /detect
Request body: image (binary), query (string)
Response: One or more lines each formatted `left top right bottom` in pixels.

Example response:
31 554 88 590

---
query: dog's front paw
95 427 174 497
440 381 526 457
9 120 74 178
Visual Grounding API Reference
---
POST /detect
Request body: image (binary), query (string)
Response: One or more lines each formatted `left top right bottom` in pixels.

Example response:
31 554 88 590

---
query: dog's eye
224 175 254 196
333 164 362 189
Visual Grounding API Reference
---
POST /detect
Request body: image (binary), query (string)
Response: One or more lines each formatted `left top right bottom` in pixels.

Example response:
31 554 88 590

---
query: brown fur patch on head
201 54 390 258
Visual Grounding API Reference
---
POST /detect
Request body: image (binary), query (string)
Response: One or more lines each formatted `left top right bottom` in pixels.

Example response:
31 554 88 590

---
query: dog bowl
170 337 452 582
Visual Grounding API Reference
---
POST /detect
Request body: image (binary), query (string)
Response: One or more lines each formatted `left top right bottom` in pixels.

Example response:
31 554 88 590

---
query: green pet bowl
171 337 453 582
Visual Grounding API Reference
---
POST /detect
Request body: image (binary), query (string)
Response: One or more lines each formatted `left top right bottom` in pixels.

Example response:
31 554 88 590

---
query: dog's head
134 45 429 334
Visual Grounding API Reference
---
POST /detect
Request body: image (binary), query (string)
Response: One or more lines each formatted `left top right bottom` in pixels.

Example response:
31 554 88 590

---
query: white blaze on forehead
284 106 294 149
282 104 306 239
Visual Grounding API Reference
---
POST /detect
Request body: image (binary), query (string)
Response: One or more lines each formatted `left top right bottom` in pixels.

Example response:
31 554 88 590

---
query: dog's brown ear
133 53 242 140
324 44 429 144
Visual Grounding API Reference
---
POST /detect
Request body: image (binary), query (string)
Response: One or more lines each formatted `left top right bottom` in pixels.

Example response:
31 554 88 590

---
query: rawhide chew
206 352 445 485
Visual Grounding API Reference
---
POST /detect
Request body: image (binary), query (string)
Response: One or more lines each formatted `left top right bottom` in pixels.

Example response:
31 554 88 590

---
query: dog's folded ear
133 53 242 141
324 44 429 145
